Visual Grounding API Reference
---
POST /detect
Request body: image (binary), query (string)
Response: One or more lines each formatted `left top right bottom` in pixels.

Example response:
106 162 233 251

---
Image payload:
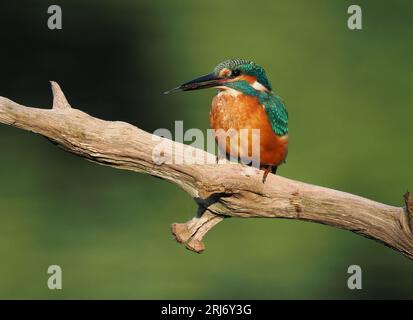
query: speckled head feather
213 58 272 91
213 58 253 74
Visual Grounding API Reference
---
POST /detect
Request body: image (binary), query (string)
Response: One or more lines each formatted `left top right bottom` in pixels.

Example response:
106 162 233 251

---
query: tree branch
0 82 412 259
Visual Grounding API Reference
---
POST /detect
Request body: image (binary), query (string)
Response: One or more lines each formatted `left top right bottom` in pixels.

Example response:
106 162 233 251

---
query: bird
165 58 288 182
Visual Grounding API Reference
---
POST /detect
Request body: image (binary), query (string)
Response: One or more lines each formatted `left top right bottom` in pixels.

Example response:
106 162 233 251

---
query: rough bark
0 82 412 259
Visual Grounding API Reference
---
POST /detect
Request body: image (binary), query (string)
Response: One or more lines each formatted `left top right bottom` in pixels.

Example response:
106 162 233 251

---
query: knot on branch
404 191 413 234
50 81 71 110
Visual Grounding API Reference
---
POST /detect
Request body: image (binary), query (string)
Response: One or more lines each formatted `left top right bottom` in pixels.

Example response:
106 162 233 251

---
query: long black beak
164 72 222 94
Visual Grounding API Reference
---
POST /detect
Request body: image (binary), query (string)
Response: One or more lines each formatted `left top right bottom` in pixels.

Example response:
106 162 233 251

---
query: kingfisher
165 58 288 182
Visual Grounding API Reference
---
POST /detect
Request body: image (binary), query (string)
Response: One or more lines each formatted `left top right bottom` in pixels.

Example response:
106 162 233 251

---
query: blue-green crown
213 58 272 91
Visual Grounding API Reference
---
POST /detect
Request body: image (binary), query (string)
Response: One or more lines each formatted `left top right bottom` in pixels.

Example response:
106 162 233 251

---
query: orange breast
209 92 288 166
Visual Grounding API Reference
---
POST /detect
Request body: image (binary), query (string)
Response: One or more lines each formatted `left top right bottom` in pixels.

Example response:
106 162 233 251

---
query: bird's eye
232 69 241 77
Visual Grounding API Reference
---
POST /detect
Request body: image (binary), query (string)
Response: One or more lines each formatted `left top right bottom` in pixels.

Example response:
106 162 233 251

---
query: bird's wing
261 93 289 136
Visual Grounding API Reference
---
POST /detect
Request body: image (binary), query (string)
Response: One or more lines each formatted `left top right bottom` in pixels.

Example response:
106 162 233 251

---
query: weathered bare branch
0 82 412 259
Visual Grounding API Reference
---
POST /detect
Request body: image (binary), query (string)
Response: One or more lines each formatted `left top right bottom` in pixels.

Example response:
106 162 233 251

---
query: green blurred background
0 0 412 299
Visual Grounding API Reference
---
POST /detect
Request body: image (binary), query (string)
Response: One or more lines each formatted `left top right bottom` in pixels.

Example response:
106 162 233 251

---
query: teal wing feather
259 93 289 136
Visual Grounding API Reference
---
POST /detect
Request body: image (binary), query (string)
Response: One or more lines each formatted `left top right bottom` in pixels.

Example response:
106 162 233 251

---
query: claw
262 166 272 183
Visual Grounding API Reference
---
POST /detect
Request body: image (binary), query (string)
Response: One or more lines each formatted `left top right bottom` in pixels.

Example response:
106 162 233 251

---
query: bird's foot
261 165 277 183
262 166 271 183
216 153 228 164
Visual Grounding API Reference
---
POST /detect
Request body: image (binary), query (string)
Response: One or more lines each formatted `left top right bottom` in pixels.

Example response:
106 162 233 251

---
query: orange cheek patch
237 74 257 84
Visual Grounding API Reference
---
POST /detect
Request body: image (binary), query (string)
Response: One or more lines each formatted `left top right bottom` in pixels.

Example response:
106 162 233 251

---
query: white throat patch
251 81 268 92
216 86 241 97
